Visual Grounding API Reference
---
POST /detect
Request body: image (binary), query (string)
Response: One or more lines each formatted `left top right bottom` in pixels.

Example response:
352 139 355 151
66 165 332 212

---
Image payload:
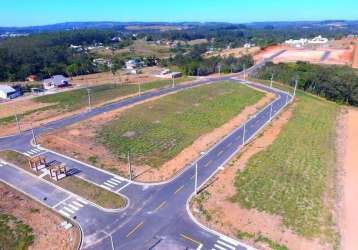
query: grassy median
0 150 126 209
233 91 338 243
97 81 265 168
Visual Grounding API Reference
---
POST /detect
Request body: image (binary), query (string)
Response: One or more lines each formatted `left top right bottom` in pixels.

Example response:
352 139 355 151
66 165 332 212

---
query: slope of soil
0 182 79 250
337 108 358 250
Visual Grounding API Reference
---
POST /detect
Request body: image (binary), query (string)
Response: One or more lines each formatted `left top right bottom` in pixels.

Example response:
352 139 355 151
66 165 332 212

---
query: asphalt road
0 54 291 250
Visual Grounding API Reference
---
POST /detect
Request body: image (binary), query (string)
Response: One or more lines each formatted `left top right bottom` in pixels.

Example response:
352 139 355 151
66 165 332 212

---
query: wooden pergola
28 156 47 172
49 163 67 181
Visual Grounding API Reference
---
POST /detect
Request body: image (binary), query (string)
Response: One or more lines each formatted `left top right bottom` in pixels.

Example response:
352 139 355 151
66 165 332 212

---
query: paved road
0 55 291 250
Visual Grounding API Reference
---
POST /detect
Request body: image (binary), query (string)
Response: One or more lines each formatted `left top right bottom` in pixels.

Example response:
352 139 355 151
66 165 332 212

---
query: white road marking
63 207 75 214
110 178 122 184
59 210 70 217
213 244 226 250
23 153 30 157
103 182 116 188
68 204 79 211
106 180 119 185
72 201 84 208
77 198 88 204
216 240 236 249
219 235 239 246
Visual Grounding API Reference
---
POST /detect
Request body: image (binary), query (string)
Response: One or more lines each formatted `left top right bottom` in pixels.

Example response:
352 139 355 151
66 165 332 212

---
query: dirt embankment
190 104 333 250
39 90 274 182
0 182 80 250
352 45 358 69
337 108 358 250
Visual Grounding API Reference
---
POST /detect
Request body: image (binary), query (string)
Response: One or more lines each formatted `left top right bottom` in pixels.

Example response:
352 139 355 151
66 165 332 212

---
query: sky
0 0 357 27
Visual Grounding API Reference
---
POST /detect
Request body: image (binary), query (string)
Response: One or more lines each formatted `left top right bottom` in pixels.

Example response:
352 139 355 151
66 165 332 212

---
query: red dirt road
339 108 358 250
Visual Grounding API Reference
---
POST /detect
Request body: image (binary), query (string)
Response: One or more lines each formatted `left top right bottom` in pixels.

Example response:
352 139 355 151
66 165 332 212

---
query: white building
285 38 309 48
43 75 69 90
125 59 142 70
0 85 21 99
308 35 328 44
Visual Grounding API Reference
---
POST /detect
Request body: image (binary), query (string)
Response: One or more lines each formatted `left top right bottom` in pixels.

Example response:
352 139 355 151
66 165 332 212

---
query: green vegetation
0 213 34 250
0 77 189 125
233 92 339 243
192 191 212 222
97 81 264 168
254 61 358 106
236 230 288 250
45 175 126 209
0 150 126 209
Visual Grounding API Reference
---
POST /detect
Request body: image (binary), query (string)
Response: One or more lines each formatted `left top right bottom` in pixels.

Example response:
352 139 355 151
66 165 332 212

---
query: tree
66 64 79 79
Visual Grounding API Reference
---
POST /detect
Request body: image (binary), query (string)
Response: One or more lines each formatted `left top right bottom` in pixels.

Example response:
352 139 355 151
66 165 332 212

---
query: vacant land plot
0 77 189 136
0 182 79 250
0 213 34 250
206 47 261 58
191 89 339 249
39 82 269 181
0 150 126 209
98 82 264 168
234 93 338 243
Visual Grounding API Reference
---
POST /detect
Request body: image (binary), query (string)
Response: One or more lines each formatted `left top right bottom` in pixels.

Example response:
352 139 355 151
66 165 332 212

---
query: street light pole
138 81 141 96
128 151 132 181
194 162 198 195
14 111 21 134
269 103 273 121
270 73 274 88
293 79 298 97
87 88 91 111
31 123 37 145
243 63 246 81
218 64 221 76
172 75 175 88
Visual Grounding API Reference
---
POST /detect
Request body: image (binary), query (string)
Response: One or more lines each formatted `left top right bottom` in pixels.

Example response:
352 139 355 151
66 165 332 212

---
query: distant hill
1 20 358 34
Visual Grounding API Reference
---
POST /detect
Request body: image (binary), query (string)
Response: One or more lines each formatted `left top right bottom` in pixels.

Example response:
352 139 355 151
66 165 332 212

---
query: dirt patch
353 45 358 69
0 182 79 250
206 47 261 58
0 99 52 119
191 104 331 250
39 89 274 182
71 66 163 87
337 107 358 250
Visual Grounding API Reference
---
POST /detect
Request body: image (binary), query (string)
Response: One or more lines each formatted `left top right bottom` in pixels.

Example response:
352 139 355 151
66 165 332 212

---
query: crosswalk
58 198 88 218
212 235 241 250
23 148 46 157
100 176 123 191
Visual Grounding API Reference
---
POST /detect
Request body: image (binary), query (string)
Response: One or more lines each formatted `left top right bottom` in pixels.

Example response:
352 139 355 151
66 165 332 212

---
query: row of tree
253 61 358 106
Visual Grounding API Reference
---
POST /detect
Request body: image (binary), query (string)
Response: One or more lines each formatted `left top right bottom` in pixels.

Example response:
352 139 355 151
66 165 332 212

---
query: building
155 69 182 79
308 35 328 45
285 38 308 48
93 58 112 67
43 75 69 90
26 75 38 82
125 59 142 70
0 85 22 99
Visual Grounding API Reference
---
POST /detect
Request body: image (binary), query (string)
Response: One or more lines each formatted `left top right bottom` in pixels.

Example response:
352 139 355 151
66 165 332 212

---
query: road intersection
0 56 292 250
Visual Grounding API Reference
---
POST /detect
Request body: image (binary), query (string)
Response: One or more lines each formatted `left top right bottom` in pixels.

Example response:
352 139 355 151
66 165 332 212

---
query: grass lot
97 81 264 168
0 213 34 250
0 77 189 125
233 91 339 243
0 150 126 209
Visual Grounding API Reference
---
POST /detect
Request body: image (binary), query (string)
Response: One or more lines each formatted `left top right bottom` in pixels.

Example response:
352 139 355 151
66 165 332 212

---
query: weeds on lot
236 230 288 250
193 191 212 221
97 82 264 168
0 213 34 250
233 92 339 244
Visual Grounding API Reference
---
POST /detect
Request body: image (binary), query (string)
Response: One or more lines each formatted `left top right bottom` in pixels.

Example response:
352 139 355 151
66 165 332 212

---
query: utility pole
128 151 132 181
13 107 21 134
218 64 221 76
197 68 200 77
293 78 298 97
172 75 175 88
269 102 273 121
138 81 142 96
243 63 246 81
194 162 198 195
270 73 274 88
31 123 37 145
87 88 91 111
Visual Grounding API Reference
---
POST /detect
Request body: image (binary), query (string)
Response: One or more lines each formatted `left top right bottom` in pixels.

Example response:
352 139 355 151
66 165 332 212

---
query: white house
43 75 69 90
125 59 142 70
0 85 21 99
308 35 328 44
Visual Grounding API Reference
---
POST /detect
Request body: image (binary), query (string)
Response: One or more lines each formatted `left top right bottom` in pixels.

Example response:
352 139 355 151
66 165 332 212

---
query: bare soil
337 108 358 250
205 47 261 58
190 104 332 250
39 90 274 182
353 45 358 69
0 182 79 250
